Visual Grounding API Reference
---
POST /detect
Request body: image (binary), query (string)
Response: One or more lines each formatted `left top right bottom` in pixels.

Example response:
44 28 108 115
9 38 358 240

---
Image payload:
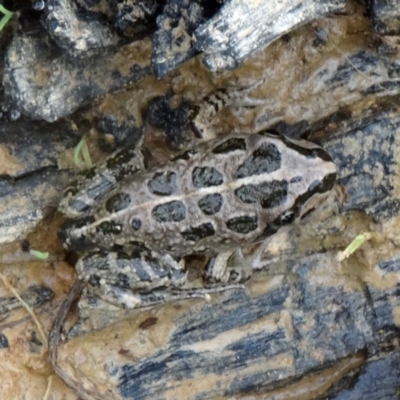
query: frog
59 128 337 309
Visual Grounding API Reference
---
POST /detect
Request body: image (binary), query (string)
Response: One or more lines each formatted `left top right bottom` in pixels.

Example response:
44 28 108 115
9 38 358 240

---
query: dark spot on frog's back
234 143 281 179
152 200 186 223
235 180 288 208
198 193 223 215
226 215 258 234
181 223 215 241
96 221 123 235
261 181 289 208
105 192 131 213
147 171 177 196
130 218 141 231
212 137 247 154
192 166 223 188
290 176 303 184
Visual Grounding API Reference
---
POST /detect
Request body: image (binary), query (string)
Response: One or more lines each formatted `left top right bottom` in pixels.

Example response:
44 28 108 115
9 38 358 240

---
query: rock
193 0 347 71
3 25 152 121
0 119 77 243
152 0 212 77
2 1 400 398
112 0 160 37
366 0 400 35
42 0 119 53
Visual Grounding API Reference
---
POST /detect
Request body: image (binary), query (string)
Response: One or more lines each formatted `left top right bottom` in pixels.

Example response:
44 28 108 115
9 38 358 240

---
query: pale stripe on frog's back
70 132 336 257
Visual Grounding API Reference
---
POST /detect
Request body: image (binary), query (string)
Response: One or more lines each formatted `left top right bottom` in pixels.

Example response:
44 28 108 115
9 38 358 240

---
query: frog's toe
205 250 252 285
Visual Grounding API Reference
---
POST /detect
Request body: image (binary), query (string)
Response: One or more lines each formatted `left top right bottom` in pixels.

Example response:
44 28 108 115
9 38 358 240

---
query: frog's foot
189 89 229 140
78 250 243 309
189 79 268 140
205 249 252 285
91 284 243 309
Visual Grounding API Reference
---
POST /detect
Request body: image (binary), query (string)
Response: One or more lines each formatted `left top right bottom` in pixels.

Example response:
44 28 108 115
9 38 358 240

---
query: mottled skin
62 132 336 255
60 131 336 308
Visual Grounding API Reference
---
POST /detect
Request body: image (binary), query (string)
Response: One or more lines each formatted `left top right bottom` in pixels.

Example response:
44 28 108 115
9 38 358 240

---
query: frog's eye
279 211 296 225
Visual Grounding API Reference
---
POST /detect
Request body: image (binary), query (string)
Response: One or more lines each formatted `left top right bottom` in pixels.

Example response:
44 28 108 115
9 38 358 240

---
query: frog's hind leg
205 249 253 285
79 250 243 309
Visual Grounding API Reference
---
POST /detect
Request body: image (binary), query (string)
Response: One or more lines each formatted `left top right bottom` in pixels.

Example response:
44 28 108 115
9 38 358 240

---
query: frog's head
254 132 337 237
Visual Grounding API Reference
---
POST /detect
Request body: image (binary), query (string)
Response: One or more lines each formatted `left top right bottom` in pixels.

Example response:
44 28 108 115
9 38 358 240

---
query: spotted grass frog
59 130 336 308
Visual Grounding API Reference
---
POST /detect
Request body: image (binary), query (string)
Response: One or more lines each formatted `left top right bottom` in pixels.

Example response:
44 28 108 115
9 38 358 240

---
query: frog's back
69 132 336 257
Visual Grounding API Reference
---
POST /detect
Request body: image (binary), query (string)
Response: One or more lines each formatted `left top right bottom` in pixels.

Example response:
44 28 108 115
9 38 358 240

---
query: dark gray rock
42 0 119 53
0 169 70 243
152 0 214 77
366 0 400 35
193 0 347 71
326 113 400 221
0 285 54 317
112 0 160 37
3 26 151 121
0 119 77 243
0 119 78 178
331 352 400 400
